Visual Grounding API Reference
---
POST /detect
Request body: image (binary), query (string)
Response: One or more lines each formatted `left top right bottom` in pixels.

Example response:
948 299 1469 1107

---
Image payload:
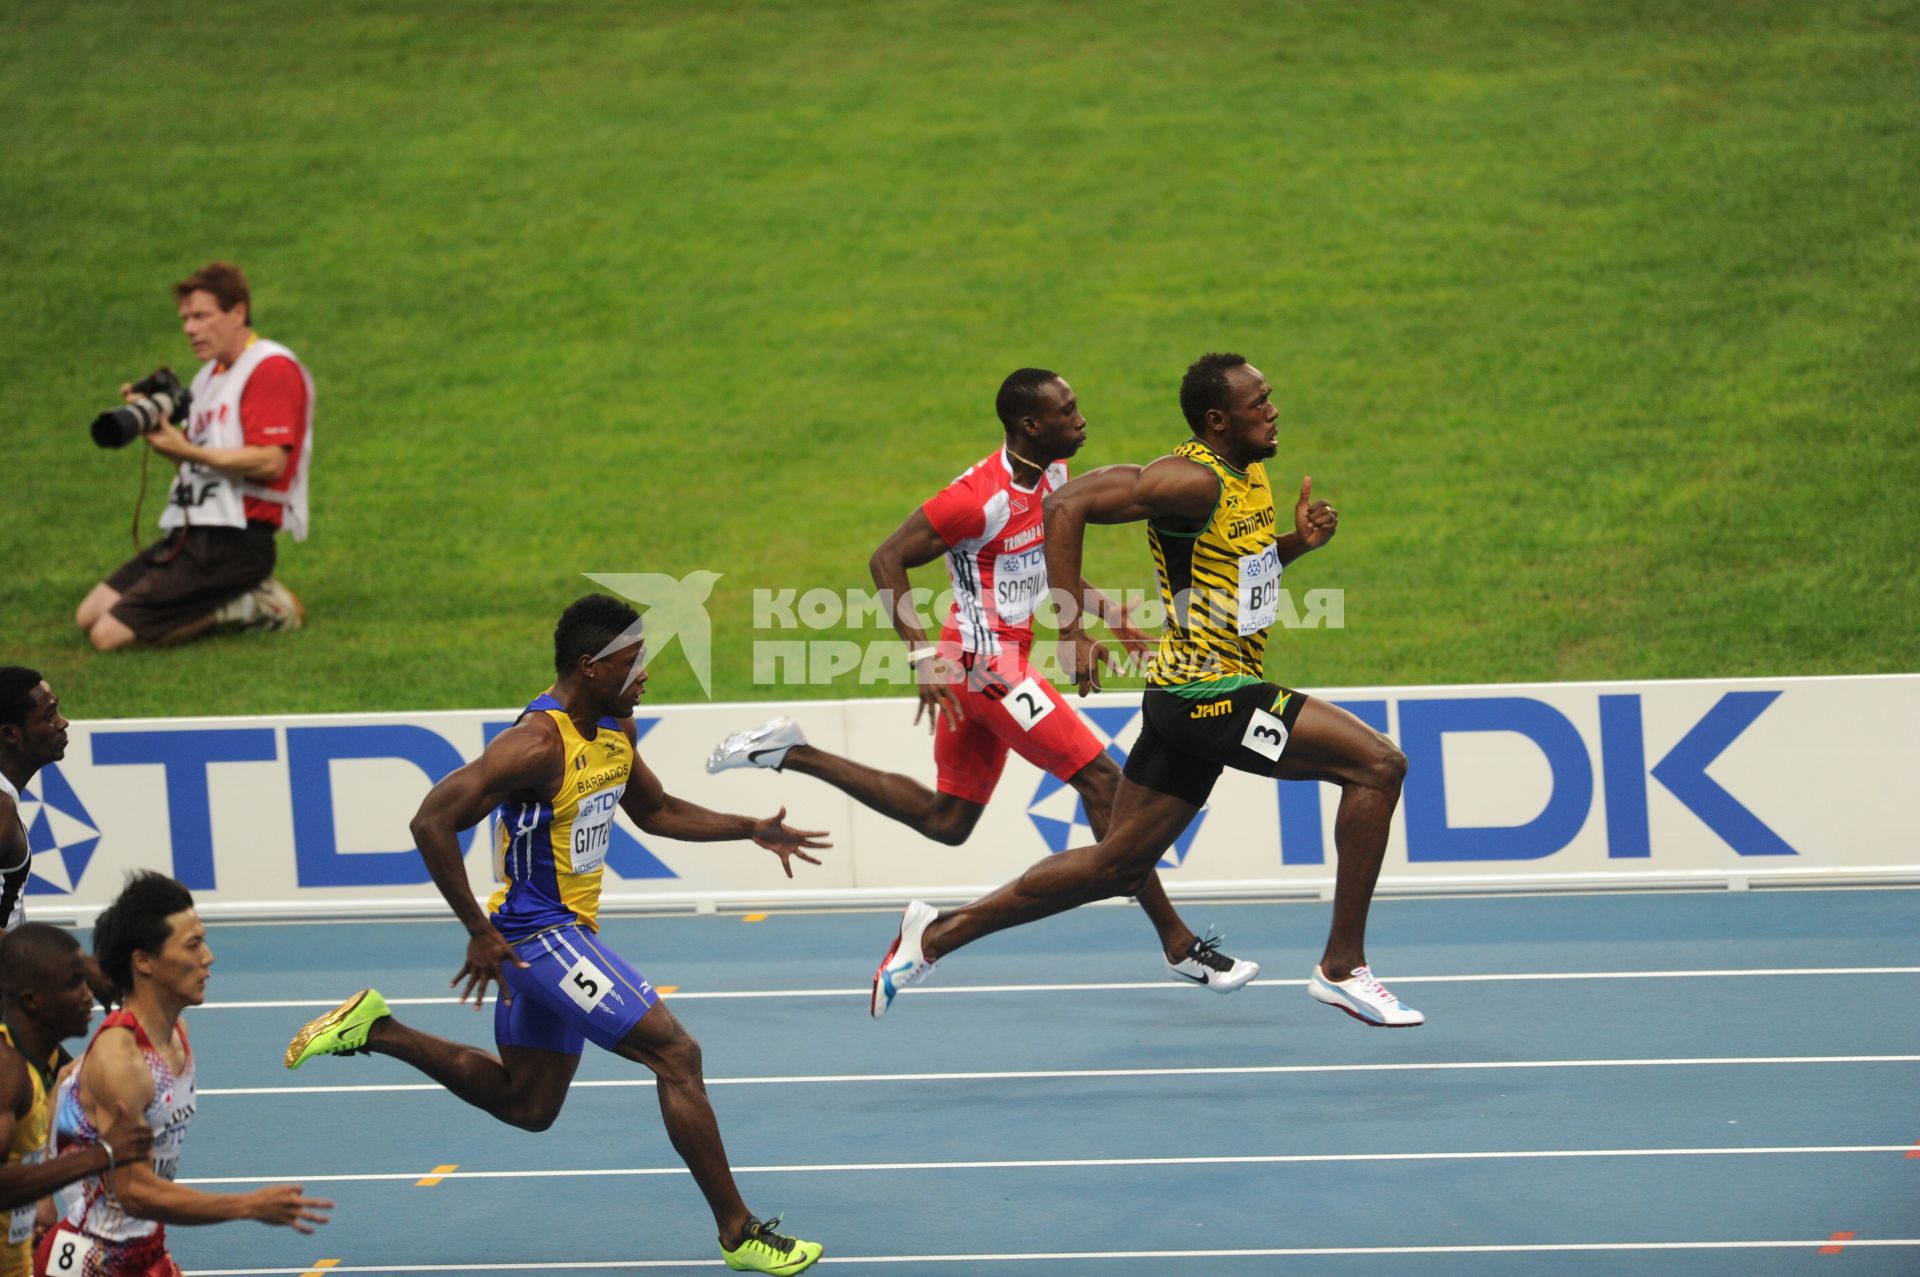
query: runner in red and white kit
37 874 327 1276
708 369 1256 1009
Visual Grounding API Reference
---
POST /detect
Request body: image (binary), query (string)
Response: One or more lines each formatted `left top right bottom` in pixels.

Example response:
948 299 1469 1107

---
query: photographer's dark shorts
1123 682 1309 808
105 524 275 642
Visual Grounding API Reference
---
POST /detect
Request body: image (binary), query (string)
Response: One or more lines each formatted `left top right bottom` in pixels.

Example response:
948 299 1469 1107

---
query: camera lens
91 394 168 448
89 369 187 448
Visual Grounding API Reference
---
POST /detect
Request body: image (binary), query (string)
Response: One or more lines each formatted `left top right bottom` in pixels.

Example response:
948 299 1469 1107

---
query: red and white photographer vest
160 338 313 542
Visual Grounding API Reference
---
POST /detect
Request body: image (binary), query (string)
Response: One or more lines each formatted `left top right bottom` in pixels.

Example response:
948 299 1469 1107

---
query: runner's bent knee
651 1026 705 1085
1067 754 1120 810
1362 736 1407 791
923 795 984 846
504 1095 564 1132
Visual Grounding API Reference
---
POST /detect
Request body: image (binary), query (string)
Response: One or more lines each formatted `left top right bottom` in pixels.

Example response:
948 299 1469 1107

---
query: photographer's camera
91 368 191 449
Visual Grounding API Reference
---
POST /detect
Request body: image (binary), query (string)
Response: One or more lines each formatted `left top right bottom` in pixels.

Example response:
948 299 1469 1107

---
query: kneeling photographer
76 262 313 651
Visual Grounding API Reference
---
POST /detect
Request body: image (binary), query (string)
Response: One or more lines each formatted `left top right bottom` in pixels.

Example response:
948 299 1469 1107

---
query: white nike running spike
1165 932 1258 993
707 717 808 774
1307 964 1424 1027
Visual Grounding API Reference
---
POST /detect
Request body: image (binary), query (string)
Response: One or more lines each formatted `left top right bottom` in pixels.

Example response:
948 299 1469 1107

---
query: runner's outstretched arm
618 737 828 877
79 1032 330 1231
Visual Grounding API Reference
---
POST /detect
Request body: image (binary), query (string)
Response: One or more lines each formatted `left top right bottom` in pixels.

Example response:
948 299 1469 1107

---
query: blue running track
102 887 1920 1274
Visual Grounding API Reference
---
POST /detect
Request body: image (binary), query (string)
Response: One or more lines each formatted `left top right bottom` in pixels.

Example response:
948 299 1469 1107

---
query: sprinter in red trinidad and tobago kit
706 369 1258 1010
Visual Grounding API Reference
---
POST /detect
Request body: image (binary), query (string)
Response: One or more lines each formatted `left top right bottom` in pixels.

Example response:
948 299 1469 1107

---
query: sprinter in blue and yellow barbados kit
286 594 828 1275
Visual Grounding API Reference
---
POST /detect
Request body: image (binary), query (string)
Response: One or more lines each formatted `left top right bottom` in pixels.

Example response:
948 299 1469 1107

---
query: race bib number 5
561 955 614 1013
46 1231 98 1276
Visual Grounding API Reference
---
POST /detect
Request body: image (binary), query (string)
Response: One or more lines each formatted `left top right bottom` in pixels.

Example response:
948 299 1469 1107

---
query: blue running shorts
494 923 660 1055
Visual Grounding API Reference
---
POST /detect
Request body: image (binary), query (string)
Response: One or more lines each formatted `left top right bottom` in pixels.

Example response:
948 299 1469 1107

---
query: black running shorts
1123 682 1310 808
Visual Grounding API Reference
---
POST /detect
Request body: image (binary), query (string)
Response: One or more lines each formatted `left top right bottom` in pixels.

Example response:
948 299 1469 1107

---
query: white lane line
175 1143 1916 1185
198 966 1920 1010
180 1238 1920 1274
202 1054 1920 1096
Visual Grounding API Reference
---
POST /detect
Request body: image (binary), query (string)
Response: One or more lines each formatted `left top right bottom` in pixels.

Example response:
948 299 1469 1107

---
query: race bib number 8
1237 547 1282 636
47 1232 98 1276
561 955 615 1013
1241 707 1291 762
1003 677 1057 732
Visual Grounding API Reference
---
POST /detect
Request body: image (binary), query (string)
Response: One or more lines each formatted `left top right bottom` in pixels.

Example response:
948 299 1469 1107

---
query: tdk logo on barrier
53 690 1796 894
65 719 679 893
1276 691 1795 864
1032 691 1795 868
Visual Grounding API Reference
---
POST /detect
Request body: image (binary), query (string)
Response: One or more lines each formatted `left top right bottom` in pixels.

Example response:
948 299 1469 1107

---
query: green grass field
4 0 1915 717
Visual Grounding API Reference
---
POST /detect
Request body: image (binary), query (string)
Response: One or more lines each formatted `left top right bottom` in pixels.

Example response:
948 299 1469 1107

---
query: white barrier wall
15 674 1918 921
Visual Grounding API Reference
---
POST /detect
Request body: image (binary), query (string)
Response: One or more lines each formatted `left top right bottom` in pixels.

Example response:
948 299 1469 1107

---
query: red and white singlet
922 446 1069 658
40 1012 196 1275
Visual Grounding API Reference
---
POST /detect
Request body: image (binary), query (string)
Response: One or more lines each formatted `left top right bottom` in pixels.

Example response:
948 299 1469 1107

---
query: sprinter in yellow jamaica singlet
870 353 1425 1030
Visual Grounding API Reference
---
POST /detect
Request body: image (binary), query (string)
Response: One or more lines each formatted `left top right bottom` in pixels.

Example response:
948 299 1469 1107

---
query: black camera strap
131 447 189 563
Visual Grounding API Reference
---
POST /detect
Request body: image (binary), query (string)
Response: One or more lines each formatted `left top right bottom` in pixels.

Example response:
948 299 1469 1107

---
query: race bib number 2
1003 677 1056 732
46 1232 98 1276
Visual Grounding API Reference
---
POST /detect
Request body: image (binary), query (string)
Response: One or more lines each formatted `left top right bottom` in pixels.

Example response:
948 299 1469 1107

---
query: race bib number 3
1237 547 1282 636
561 955 615 1013
1002 677 1057 732
47 1232 98 1276
1241 707 1291 762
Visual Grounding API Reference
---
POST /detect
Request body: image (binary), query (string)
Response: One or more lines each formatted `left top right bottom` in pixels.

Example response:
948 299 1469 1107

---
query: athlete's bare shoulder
480 712 566 800
1136 453 1221 526
1143 449 1220 488
81 1025 153 1114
